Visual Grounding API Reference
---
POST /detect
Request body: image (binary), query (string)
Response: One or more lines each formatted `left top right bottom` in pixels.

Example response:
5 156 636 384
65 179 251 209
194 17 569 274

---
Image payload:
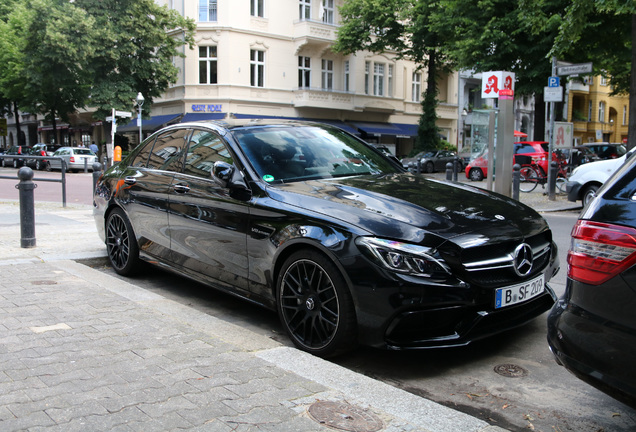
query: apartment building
566 75 630 145
130 0 459 158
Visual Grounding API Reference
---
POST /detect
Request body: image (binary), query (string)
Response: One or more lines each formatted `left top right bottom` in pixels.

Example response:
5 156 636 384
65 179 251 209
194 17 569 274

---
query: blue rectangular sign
548 76 560 88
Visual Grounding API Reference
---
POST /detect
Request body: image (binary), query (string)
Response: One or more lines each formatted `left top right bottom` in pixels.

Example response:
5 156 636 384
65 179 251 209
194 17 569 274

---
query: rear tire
105 208 141 276
277 250 356 358
582 185 599 206
519 166 539 193
469 168 484 181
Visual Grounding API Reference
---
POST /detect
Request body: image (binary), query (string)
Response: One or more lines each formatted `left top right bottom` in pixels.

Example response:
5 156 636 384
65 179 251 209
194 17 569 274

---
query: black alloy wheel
106 208 140 276
425 161 435 173
277 250 356 358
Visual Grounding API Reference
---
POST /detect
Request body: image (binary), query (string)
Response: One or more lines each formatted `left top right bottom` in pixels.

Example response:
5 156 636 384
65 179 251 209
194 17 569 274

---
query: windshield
234 125 401 183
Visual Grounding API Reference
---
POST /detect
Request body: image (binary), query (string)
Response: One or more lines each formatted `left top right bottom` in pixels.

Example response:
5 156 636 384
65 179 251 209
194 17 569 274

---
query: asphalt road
2 165 635 431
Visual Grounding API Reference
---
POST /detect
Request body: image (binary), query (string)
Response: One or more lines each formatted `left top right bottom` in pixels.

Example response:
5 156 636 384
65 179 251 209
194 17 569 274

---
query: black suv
548 151 636 408
27 143 63 170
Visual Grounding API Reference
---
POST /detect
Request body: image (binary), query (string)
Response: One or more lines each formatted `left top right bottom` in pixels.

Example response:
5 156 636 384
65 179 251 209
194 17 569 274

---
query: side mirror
212 161 234 188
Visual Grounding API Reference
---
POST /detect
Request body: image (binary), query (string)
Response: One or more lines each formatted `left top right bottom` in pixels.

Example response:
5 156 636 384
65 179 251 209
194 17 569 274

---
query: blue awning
392 123 419 137
181 112 226 122
230 114 360 135
351 121 418 138
117 114 183 133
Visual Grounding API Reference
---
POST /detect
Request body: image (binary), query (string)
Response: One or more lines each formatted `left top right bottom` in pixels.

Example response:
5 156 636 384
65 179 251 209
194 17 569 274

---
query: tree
334 0 453 154
430 0 569 141
74 0 196 121
20 0 97 140
0 0 31 145
551 1 636 149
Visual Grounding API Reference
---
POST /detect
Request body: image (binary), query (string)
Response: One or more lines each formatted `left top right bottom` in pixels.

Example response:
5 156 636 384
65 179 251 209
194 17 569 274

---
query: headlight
356 237 450 277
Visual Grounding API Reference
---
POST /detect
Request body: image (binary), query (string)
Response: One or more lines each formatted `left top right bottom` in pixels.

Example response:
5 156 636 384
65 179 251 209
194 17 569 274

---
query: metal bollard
512 163 521 201
446 162 453 181
92 162 102 195
16 167 36 248
416 159 422 175
548 161 558 201
408 162 415 173
453 156 459 182
84 157 88 173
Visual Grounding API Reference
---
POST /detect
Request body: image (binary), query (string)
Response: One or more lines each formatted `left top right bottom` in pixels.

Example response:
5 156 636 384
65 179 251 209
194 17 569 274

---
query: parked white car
46 147 97 172
566 151 633 206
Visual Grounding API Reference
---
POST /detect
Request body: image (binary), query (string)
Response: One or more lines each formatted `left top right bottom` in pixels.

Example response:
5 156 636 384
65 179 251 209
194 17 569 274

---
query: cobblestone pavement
0 200 506 432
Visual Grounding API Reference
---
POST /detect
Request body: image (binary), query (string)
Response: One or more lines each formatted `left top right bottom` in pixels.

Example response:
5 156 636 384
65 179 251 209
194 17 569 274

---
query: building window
600 76 608 86
199 0 217 22
588 100 592 121
364 61 370 95
624 105 628 125
321 0 334 24
250 50 265 87
344 60 350 92
373 63 385 96
199 46 218 84
299 0 310 20
321 59 333 90
412 72 421 102
388 64 393 97
298 56 311 88
251 0 264 17
598 101 606 123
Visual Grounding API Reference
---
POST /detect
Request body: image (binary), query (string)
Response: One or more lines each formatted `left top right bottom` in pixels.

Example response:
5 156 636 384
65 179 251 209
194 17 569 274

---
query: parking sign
548 76 560 88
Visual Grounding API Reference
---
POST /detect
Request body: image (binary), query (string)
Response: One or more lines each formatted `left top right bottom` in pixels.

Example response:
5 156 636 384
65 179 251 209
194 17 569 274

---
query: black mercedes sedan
94 120 559 357
548 151 636 408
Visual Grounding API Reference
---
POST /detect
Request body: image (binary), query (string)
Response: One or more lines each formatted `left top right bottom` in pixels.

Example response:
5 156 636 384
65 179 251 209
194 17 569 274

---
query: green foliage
0 0 195 127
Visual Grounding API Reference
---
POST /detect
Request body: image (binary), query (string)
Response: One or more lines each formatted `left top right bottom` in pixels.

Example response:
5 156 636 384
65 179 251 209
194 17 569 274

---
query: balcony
293 19 337 55
293 88 354 110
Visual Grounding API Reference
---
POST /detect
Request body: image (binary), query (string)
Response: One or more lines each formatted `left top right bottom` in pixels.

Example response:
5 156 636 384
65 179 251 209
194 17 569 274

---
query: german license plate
495 274 545 309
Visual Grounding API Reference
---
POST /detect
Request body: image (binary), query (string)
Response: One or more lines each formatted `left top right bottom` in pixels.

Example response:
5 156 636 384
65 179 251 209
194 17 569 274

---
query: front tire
106 208 140 276
425 161 434 173
277 250 356 358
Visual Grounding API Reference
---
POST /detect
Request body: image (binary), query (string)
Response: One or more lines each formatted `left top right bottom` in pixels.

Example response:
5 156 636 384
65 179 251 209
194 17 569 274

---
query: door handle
173 184 190 193
124 176 137 185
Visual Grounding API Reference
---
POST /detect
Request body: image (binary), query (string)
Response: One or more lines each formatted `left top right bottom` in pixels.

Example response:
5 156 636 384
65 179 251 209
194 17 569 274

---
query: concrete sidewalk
0 200 508 432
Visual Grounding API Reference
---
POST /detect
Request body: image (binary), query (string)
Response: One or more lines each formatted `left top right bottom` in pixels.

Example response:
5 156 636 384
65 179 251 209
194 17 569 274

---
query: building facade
565 75 630 145
141 0 459 158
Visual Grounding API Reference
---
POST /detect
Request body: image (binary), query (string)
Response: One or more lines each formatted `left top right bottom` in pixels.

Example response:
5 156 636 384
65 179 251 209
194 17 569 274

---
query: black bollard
16 167 36 248
446 162 453 181
453 156 459 182
512 163 521 201
416 159 422 174
92 162 102 195
549 161 558 201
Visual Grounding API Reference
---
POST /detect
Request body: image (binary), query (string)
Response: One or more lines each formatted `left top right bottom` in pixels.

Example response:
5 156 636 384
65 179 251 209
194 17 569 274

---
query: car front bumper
566 180 582 202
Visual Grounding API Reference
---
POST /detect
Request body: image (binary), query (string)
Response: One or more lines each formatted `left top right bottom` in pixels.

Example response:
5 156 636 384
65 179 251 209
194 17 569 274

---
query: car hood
266 174 548 246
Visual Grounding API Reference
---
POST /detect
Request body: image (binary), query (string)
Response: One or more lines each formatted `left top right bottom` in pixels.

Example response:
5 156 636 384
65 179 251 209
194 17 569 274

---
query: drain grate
308 401 383 432
494 363 528 378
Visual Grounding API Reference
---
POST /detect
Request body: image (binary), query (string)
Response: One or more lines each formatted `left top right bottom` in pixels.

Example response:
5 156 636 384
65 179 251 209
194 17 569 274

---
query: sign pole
547 57 557 201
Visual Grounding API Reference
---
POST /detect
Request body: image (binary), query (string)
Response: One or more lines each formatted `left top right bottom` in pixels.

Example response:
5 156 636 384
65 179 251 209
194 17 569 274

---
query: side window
147 129 190 171
130 137 157 168
184 129 233 178
516 145 532 155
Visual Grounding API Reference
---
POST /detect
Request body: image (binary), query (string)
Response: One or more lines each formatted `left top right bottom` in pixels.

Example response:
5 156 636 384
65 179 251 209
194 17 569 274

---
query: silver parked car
47 147 97 172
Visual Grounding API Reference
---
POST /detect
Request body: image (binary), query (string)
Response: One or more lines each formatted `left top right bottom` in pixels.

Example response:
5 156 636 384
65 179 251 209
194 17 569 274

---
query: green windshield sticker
263 175 275 182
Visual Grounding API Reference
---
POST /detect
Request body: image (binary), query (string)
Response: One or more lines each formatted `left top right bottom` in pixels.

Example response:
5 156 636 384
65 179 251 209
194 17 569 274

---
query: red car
465 141 561 181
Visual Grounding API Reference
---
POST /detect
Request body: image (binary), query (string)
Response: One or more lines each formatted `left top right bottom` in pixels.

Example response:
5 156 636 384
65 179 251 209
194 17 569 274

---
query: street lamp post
136 92 145 144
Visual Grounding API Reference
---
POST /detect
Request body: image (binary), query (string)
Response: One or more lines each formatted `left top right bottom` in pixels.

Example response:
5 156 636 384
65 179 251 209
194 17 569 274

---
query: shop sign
192 104 223 112
482 71 515 99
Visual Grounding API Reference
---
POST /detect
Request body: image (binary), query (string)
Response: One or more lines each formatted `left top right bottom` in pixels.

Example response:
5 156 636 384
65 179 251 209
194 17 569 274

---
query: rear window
74 149 94 155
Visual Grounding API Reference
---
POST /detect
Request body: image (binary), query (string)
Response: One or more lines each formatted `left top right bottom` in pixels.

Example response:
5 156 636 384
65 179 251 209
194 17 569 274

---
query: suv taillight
70 156 75 163
568 220 636 285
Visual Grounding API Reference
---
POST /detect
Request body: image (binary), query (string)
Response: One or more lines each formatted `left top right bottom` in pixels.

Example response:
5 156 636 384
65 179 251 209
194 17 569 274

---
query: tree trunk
628 13 636 151
12 101 23 146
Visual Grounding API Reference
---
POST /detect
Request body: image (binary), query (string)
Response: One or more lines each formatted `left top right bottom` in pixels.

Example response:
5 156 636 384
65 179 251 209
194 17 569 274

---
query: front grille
455 231 552 288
